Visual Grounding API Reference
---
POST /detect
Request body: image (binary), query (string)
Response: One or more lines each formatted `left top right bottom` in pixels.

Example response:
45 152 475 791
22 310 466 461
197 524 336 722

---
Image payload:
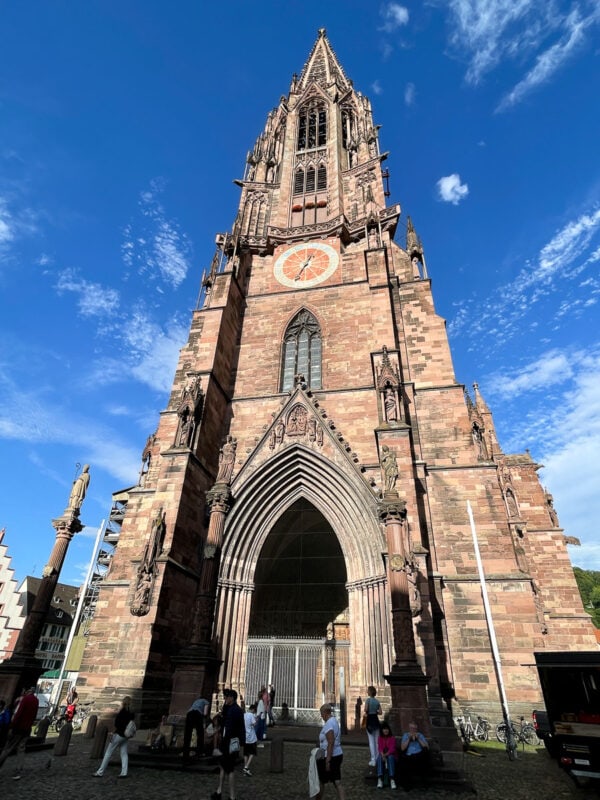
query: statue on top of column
67 464 90 513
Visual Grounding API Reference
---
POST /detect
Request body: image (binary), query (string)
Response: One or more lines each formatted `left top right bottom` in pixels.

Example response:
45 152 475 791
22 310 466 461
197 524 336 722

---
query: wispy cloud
404 82 416 106
122 179 192 289
437 174 469 205
0 371 141 485
449 205 600 345
496 7 593 111
379 2 410 32
0 197 15 246
482 346 600 569
371 80 383 95
56 268 120 317
445 0 600 107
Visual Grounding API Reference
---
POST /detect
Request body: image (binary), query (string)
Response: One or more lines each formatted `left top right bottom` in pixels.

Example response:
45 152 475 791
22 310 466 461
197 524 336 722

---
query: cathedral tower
78 30 596 729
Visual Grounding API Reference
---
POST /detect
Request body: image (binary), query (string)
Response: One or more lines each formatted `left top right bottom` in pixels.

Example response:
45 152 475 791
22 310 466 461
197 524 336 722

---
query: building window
280 310 322 391
297 106 327 151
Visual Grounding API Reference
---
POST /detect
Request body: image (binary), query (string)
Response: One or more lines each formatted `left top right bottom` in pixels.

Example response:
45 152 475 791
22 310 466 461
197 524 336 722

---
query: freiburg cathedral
78 30 596 732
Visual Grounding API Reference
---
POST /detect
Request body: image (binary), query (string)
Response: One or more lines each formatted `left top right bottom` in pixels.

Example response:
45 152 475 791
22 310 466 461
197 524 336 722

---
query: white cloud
0 199 15 245
486 349 574 398
449 204 600 344
404 82 416 106
436 173 469 205
123 179 192 289
0 372 141 485
371 80 383 95
496 8 592 111
56 269 120 317
379 3 410 32
445 0 600 106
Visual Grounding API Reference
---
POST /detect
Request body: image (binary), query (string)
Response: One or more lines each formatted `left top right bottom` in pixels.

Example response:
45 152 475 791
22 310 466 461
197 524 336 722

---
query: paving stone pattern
0 732 597 800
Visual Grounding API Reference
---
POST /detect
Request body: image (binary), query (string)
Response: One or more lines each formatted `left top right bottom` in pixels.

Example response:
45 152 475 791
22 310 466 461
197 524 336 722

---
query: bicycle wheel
521 724 539 746
54 718 64 733
474 722 489 742
496 723 507 743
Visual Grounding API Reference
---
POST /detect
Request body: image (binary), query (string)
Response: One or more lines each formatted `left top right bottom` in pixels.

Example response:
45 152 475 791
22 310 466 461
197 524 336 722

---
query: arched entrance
245 499 349 719
214 443 393 722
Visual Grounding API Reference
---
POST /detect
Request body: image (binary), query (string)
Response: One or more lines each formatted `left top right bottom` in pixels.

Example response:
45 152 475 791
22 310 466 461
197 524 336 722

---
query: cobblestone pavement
1 731 599 800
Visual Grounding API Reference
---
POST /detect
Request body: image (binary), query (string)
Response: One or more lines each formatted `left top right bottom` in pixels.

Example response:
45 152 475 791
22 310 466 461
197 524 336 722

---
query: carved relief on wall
471 422 488 460
374 346 402 424
139 432 156 487
131 508 166 616
174 372 203 450
268 404 326 451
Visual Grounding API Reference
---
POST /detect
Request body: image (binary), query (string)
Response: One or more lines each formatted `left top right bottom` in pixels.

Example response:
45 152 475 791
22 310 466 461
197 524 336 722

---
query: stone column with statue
377 448 429 736
0 464 91 703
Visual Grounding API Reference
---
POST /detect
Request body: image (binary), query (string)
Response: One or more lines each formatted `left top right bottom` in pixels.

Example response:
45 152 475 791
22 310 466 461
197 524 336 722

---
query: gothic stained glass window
280 310 322 391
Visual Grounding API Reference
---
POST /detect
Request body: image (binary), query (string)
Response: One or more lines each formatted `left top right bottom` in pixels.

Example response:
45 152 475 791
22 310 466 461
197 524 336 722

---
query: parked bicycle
496 715 539 759
455 713 490 745
54 701 94 732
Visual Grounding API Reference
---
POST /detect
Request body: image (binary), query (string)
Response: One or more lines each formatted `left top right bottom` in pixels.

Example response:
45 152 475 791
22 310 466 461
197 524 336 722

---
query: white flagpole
467 502 513 738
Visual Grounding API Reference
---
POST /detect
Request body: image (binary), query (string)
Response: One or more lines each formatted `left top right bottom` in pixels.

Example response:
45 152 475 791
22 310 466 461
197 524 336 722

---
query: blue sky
1 1 599 587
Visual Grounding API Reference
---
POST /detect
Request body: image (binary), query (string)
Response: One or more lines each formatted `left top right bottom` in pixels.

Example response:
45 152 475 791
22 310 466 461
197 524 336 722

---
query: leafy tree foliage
573 567 600 629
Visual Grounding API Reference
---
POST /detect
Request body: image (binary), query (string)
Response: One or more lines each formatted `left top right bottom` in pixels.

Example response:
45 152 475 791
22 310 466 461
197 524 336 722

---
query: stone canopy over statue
67 464 90 513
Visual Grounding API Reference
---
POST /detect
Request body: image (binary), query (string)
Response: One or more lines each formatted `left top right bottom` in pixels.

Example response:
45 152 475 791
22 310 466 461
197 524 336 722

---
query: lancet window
280 309 322 391
297 104 327 151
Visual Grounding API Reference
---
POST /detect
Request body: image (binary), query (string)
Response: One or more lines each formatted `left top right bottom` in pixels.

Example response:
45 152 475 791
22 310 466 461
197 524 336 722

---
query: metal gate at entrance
246 637 349 724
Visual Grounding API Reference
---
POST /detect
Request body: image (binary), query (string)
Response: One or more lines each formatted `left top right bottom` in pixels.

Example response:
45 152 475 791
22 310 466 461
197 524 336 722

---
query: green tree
573 567 600 629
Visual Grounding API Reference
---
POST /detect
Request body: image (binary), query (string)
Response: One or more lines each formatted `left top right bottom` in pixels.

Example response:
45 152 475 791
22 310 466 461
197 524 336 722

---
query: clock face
274 242 339 288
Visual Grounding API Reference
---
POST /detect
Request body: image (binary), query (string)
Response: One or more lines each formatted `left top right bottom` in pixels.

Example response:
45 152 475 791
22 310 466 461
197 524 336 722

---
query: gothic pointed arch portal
213 444 394 720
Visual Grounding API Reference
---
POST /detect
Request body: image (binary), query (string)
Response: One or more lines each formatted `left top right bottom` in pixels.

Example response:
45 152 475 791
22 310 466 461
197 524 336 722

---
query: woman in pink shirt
376 722 397 789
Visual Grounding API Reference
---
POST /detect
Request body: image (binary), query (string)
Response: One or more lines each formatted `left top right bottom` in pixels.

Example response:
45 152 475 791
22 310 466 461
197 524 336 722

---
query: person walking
243 702 258 775
212 689 245 800
364 686 382 767
376 722 397 789
93 696 135 778
315 704 345 800
0 687 39 780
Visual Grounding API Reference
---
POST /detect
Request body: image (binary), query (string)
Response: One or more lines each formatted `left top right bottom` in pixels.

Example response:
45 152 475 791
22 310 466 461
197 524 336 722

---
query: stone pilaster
379 496 430 734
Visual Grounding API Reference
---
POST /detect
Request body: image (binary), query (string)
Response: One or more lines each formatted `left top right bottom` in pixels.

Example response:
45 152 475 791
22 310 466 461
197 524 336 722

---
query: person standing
243 702 258 776
212 689 245 800
268 684 276 726
93 696 135 778
255 688 267 744
316 704 345 800
364 686 382 767
182 696 210 764
0 687 39 780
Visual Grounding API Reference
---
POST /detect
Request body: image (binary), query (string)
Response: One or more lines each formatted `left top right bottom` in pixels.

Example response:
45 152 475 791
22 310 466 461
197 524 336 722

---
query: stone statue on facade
67 464 90 513
383 386 398 422
380 445 398 493
546 492 559 527
216 435 237 484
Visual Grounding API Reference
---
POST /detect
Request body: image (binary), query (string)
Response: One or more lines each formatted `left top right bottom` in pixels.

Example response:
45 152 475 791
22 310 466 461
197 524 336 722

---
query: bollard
84 714 98 738
53 721 73 756
35 716 51 741
269 736 284 773
90 722 109 759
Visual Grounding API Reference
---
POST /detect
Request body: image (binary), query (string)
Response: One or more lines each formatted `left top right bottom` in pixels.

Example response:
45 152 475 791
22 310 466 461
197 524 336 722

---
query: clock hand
295 254 314 280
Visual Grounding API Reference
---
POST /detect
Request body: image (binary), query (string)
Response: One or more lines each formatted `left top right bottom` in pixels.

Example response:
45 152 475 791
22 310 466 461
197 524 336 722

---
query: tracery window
297 105 327 151
280 309 322 391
